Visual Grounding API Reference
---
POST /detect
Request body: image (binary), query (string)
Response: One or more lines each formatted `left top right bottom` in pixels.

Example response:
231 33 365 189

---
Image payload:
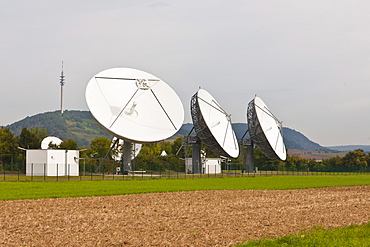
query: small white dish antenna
41 136 63 149
190 88 239 158
247 96 286 160
85 68 184 143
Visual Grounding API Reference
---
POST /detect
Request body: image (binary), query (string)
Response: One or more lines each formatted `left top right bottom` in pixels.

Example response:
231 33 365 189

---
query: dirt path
1 186 369 246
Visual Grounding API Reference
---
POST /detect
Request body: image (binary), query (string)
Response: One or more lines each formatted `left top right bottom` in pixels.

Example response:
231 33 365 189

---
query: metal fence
0 161 369 182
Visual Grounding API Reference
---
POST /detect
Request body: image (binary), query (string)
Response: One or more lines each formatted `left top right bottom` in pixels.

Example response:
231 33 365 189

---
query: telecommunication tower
60 62 65 114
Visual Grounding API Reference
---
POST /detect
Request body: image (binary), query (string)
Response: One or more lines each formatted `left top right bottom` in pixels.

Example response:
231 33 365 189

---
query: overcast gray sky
1 0 369 146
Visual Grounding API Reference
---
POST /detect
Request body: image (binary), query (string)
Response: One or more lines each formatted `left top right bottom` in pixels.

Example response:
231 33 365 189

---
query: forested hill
177 123 327 151
5 110 327 150
281 127 326 150
6 110 111 147
233 123 327 150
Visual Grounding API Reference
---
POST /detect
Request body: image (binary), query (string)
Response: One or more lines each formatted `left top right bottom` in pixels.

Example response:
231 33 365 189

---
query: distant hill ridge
327 145 370 152
177 123 327 151
5 110 327 150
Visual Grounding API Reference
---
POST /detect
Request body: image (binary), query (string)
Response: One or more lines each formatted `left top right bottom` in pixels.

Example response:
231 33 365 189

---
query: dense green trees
19 128 40 149
0 128 19 165
245 147 369 173
88 137 111 159
1 127 48 170
59 139 78 150
1 127 369 173
129 140 184 172
322 149 369 172
342 149 368 167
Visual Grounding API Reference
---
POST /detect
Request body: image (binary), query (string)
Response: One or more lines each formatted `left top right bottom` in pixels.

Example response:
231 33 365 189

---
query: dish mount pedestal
122 141 133 173
239 138 255 173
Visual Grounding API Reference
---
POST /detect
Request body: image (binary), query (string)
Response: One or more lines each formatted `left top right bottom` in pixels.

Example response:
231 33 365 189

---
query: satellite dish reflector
247 96 286 160
190 88 239 158
41 136 63 149
111 137 142 161
85 68 184 143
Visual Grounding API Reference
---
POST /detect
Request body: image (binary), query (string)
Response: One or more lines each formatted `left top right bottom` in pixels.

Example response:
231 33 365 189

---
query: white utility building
26 149 79 176
185 157 221 174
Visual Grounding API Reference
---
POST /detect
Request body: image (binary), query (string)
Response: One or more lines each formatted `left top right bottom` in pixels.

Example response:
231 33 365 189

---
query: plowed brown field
1 186 369 246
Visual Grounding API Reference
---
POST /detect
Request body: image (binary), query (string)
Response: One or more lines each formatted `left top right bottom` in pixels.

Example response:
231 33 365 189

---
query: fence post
112 163 115 180
56 163 59 181
102 160 104 180
44 163 46 181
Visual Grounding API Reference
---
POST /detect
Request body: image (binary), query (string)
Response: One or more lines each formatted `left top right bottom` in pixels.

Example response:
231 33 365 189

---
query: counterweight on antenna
60 61 65 114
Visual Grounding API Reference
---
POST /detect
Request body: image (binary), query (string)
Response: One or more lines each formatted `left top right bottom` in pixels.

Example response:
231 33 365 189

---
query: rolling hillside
5 110 327 150
177 123 327 151
6 110 111 147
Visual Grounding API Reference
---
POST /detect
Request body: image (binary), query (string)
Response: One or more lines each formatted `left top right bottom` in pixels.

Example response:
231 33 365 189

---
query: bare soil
1 186 369 246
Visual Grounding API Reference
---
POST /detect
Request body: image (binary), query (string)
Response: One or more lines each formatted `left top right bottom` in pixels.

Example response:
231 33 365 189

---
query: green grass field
1 175 370 200
237 224 370 246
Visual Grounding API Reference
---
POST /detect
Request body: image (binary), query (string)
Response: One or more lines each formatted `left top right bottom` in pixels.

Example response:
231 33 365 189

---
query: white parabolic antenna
41 136 63 149
191 88 239 158
247 96 286 160
85 68 184 143
111 137 142 161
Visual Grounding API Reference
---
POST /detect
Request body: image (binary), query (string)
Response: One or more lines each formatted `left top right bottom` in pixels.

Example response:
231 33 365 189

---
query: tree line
252 147 370 173
1 127 369 173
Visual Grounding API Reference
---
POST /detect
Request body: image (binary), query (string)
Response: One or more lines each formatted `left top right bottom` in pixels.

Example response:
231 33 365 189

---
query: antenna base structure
94 138 141 174
239 138 255 173
122 141 133 173
183 136 202 174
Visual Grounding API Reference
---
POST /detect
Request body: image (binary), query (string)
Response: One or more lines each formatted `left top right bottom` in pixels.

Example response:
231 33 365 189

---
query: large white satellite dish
247 96 286 160
85 68 184 143
111 137 142 161
41 136 63 149
190 88 239 158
